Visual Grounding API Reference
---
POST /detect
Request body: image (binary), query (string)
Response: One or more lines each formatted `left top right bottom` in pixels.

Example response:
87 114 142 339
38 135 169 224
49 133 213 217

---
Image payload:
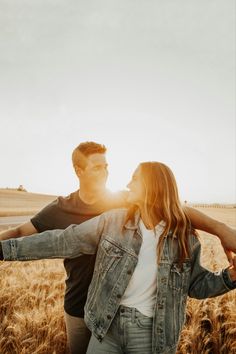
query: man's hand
219 226 236 265
223 247 235 266
228 256 236 282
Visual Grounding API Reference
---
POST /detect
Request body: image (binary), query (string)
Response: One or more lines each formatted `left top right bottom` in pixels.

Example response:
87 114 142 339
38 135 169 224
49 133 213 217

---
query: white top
120 219 164 317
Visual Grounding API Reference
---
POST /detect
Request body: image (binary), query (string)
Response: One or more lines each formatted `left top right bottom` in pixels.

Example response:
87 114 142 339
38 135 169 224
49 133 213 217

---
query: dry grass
0 207 235 354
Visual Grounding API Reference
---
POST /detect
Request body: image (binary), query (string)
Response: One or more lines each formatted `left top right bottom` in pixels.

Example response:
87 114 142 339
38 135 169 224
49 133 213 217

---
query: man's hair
72 141 107 169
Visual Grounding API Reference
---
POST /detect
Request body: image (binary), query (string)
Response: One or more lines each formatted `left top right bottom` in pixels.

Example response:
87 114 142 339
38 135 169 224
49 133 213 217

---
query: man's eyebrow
94 163 108 167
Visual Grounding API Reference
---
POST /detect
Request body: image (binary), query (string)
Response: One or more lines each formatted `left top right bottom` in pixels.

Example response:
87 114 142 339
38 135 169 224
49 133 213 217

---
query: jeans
86 305 153 354
64 311 91 354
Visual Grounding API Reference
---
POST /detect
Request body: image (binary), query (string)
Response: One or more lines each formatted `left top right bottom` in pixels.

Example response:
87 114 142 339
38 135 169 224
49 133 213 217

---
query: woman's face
126 166 146 205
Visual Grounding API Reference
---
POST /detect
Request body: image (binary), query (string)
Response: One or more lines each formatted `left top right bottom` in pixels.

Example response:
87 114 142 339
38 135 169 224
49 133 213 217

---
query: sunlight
106 169 129 192
106 158 134 193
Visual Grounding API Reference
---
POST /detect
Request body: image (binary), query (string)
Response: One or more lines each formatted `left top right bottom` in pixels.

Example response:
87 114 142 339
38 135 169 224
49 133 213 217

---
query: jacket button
107 315 112 320
117 294 122 298
127 270 132 275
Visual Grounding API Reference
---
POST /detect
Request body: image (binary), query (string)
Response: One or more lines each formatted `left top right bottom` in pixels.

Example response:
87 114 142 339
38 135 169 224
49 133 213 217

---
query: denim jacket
2 209 235 354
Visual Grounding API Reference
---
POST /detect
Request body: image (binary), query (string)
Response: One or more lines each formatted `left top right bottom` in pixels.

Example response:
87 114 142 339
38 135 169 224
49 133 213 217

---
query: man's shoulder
35 189 127 216
31 191 77 220
35 198 60 214
31 191 81 231
57 189 127 210
56 190 83 209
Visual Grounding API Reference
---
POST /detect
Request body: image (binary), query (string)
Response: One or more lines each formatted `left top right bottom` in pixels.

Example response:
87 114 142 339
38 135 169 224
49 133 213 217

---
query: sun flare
106 164 132 193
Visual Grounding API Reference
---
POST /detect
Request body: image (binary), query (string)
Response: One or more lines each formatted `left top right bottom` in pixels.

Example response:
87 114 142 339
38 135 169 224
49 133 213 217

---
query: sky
0 0 235 203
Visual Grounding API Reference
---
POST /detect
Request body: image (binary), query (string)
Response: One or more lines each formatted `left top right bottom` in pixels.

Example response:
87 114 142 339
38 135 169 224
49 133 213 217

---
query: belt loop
131 307 136 324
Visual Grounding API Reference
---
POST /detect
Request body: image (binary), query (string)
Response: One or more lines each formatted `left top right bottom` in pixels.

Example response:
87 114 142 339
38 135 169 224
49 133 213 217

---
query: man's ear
74 165 83 177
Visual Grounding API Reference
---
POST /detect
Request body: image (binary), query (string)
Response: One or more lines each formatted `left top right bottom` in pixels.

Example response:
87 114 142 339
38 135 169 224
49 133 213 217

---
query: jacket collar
124 209 141 230
124 210 171 237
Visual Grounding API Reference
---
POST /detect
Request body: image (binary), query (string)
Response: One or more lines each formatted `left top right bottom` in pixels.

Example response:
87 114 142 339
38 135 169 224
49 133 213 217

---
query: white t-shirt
120 219 164 317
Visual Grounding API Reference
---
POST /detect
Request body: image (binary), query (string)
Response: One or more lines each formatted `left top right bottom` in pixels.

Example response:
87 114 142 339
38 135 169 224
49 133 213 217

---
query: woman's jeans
86 305 153 353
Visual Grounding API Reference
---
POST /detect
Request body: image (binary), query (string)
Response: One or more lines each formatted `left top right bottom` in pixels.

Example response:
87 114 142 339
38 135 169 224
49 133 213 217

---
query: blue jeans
86 306 153 353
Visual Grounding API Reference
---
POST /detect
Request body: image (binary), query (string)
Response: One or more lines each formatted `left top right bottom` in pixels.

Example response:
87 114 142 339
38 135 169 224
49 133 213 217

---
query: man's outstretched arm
185 206 236 263
0 222 38 241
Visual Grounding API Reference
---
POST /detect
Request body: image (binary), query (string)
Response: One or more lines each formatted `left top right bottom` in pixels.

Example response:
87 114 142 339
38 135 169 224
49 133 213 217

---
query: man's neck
78 188 106 205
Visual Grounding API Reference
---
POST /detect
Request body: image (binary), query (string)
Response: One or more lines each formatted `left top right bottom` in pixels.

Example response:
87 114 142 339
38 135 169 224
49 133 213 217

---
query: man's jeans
86 306 153 354
64 312 91 354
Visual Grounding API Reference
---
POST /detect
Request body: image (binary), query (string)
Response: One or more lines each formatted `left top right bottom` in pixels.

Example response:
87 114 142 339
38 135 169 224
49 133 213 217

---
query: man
0 141 236 354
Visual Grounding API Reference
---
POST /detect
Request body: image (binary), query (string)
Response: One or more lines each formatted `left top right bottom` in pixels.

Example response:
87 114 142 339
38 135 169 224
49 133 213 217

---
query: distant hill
0 189 57 216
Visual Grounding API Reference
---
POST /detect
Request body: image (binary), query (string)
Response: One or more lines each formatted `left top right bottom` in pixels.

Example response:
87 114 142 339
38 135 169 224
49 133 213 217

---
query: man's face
78 153 108 190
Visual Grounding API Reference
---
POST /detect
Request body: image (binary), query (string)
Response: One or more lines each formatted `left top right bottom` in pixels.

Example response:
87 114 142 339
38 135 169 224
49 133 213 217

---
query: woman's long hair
126 162 193 264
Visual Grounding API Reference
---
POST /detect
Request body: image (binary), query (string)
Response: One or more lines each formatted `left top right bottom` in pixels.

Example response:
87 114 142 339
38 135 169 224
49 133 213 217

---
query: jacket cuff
222 269 236 290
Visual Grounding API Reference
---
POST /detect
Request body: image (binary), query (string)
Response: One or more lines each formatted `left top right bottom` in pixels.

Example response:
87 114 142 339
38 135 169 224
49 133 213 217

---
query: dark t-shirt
31 189 127 317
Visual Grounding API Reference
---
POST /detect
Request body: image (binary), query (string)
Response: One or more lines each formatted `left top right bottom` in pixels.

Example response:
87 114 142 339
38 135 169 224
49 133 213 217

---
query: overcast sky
0 0 235 203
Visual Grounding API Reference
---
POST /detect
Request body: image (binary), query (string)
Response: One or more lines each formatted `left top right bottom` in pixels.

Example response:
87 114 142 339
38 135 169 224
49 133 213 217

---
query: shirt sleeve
188 240 235 298
222 268 236 289
30 199 59 232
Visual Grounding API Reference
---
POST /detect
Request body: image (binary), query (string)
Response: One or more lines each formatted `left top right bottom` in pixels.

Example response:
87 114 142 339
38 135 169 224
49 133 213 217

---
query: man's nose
101 167 108 176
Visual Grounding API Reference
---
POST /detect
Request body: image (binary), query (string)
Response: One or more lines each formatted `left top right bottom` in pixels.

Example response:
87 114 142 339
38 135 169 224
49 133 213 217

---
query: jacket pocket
97 238 124 273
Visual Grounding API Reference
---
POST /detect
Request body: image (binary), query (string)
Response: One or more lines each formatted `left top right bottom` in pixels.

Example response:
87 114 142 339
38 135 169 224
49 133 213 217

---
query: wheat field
0 204 236 354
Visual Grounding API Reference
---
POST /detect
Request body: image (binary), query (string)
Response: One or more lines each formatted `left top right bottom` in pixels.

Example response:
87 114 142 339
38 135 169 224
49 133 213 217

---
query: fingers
233 255 236 269
224 248 233 266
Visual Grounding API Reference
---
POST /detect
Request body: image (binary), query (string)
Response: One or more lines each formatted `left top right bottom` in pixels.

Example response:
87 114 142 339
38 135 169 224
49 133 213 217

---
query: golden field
0 190 235 353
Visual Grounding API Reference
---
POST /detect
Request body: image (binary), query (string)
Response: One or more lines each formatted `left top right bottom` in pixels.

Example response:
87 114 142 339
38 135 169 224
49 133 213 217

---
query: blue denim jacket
2 209 235 354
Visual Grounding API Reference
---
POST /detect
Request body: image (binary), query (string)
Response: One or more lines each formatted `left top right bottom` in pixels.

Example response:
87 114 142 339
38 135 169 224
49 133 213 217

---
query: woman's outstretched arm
185 206 236 264
0 214 105 261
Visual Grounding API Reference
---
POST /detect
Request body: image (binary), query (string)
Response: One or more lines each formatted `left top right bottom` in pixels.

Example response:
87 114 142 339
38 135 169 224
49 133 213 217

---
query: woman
1 162 236 354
